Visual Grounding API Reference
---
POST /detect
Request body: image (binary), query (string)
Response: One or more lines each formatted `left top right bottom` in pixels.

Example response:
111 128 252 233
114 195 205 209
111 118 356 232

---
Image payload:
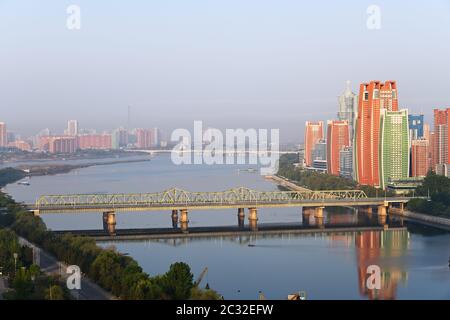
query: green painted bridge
27 187 420 235
28 187 414 213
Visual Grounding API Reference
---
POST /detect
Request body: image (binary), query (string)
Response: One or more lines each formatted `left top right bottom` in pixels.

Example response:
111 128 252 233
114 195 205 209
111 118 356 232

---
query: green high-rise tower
379 109 410 189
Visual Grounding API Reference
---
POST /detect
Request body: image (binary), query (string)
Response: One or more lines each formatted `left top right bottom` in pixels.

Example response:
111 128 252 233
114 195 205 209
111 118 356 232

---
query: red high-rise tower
304 121 324 167
355 81 398 187
327 120 350 176
432 108 450 171
411 138 430 177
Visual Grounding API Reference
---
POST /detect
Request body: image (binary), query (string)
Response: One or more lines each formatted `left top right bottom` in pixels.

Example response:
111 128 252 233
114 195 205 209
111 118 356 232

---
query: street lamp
13 253 18 273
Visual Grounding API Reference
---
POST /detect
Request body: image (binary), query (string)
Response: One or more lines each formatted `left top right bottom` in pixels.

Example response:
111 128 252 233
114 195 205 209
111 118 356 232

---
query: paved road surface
0 276 7 300
18 236 114 300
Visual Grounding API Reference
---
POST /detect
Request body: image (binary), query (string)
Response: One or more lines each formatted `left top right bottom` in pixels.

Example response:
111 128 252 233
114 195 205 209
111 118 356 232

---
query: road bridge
28 187 418 235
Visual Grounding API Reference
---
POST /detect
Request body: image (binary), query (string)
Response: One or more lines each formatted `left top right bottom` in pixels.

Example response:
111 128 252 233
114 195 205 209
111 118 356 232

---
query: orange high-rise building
9 140 32 152
411 138 430 177
38 136 52 151
135 128 154 149
432 108 450 171
77 134 112 150
354 81 398 187
304 121 324 167
429 131 435 171
379 81 398 112
49 136 77 153
327 120 349 175
423 123 430 141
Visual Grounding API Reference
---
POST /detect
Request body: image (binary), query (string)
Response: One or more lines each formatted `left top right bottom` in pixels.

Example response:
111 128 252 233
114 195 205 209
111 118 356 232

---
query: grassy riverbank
0 158 152 186
0 149 147 164
18 158 152 176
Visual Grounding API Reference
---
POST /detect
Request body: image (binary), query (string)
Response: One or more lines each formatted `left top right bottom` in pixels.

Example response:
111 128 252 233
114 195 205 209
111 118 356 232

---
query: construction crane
194 267 209 288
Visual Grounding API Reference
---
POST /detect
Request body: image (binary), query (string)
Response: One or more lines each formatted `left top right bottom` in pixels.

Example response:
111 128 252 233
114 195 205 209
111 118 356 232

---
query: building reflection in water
113 211 410 300
355 229 409 300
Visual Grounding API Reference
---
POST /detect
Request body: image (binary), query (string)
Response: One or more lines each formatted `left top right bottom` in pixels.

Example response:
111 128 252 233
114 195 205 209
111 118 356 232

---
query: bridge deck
28 187 419 214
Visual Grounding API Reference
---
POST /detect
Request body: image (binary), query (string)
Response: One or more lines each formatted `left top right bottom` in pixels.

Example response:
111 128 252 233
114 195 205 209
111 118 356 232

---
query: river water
4 154 450 299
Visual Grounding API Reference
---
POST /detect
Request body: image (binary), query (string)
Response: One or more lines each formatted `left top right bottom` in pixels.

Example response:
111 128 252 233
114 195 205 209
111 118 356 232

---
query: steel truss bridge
29 187 412 214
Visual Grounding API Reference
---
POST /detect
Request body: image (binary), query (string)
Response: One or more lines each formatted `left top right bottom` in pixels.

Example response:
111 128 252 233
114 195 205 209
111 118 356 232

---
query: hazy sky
1 0 449 143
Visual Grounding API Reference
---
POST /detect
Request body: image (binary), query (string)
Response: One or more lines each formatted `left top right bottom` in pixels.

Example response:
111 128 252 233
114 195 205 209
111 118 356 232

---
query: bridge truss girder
35 187 368 209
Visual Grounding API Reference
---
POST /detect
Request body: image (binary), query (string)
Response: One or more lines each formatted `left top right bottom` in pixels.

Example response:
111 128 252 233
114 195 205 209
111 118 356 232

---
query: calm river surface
4 154 450 299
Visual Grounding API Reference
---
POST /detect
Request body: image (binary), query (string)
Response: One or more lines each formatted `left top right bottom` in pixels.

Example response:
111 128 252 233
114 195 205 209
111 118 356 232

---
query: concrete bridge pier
238 208 245 228
102 211 116 236
377 205 387 216
302 208 311 226
388 203 404 214
180 209 189 233
248 208 258 231
376 205 388 226
359 206 374 217
314 207 324 218
171 210 178 228
378 214 387 226
315 217 324 227
314 207 325 228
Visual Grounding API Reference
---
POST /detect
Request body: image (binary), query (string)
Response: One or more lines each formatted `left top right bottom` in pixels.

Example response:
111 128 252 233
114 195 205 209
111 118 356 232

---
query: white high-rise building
0 122 7 147
338 80 358 145
67 120 79 136
151 128 160 147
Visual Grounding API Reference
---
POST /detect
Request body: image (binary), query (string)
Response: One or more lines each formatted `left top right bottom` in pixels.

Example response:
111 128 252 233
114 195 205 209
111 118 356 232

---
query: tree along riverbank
406 171 450 219
276 154 395 197
277 154 450 222
0 228 72 300
0 167 221 300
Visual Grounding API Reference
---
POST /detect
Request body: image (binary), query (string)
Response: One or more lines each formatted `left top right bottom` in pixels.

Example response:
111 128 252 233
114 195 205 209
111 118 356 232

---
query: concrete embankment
390 209 450 231
264 175 311 192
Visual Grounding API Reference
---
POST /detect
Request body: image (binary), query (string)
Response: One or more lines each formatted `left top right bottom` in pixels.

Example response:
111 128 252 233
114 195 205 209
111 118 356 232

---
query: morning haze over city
0 0 450 307
0 1 449 142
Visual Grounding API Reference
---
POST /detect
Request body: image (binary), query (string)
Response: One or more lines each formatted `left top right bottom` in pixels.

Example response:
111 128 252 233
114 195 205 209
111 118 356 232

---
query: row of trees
406 172 450 218
278 154 450 217
0 168 26 187
0 229 69 300
2 201 221 299
277 154 394 197
0 167 221 300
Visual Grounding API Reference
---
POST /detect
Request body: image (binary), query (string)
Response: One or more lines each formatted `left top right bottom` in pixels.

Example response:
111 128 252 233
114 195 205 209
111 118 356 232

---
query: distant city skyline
1 0 450 142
